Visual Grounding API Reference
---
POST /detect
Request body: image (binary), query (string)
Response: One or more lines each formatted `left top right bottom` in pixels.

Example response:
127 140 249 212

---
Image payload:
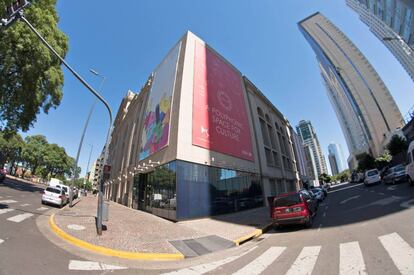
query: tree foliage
0 0 68 132
0 132 79 180
331 169 350 183
319 173 331 184
357 153 376 172
0 131 24 172
386 135 408 157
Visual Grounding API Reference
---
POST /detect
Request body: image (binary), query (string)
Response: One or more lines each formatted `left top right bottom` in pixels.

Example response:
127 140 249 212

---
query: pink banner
192 41 254 161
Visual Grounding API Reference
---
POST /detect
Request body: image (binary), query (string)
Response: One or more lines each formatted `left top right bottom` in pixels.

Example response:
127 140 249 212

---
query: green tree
0 0 68 132
319 173 331 184
386 135 408 157
0 131 24 174
21 135 48 175
42 143 71 179
375 151 392 170
357 153 376 172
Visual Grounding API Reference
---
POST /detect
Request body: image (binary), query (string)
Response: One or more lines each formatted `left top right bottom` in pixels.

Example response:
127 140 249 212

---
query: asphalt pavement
1 177 414 274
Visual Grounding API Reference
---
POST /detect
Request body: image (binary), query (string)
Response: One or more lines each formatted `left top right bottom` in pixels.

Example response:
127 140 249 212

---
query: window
269 179 276 196
268 125 277 149
259 118 270 146
265 148 274 166
272 151 280 167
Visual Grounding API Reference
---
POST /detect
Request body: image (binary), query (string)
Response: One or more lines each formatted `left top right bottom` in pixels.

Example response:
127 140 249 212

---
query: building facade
296 120 328 178
328 143 347 175
347 0 414 81
104 32 299 221
299 12 405 169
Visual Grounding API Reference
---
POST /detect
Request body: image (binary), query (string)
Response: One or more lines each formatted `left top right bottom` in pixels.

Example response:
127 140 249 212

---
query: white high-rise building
299 12 405 169
347 0 414 81
296 120 329 178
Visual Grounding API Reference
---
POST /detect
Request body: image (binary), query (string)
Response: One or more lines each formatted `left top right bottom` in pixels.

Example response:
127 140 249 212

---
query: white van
406 140 414 185
49 178 63 187
48 178 73 198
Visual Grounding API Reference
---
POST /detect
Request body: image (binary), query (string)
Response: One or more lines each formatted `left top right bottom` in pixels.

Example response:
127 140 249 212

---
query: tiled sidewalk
53 196 271 255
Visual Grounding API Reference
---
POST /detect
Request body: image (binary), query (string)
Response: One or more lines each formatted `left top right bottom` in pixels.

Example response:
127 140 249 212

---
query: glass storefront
133 160 263 220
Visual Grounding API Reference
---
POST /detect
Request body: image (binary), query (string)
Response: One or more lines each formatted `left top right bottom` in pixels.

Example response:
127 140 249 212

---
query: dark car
271 189 318 229
382 165 406 185
0 168 6 183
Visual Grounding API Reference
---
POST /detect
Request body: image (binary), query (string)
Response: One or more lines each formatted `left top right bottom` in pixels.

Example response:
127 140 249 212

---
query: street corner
47 213 185 261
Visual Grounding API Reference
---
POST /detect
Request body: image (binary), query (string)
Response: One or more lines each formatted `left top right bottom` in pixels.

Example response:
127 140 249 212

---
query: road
1 177 413 274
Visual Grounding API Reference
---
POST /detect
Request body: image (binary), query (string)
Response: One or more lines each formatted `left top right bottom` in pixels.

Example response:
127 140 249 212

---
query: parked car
0 168 6 183
406 140 414 185
364 169 381 186
382 165 406 185
41 186 68 207
271 190 318 229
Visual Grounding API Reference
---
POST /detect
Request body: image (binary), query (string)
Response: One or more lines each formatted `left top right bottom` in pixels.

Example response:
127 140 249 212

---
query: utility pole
1 0 112 235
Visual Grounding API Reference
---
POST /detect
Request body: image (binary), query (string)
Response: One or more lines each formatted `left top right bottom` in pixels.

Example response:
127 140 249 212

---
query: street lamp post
83 144 93 189
69 72 105 207
1 1 112 235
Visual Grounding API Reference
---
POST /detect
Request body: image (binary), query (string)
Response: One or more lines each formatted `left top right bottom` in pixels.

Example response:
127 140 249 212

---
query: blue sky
23 0 414 176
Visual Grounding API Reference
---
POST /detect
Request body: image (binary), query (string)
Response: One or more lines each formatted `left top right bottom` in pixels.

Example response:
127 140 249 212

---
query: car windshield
367 170 378 176
394 166 405 172
45 187 60 194
274 194 301 207
62 187 68 192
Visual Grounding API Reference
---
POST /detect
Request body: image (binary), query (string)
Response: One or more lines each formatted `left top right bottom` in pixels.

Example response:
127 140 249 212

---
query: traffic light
1 0 30 27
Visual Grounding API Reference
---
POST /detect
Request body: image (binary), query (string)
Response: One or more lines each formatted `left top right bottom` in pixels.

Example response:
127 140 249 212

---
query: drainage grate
169 235 235 257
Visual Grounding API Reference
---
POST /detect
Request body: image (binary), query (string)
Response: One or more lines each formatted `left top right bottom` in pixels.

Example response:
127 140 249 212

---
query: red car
271 190 318 229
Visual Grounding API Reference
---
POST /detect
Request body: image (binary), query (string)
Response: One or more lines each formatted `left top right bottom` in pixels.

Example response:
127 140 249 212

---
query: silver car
41 186 67 208
382 165 406 185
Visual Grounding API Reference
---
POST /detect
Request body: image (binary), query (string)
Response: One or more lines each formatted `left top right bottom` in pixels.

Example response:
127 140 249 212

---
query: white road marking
67 224 85 231
339 241 367 275
0 208 14 215
371 196 403 206
285 246 321 275
0 200 17 204
162 246 258 275
7 213 33 223
0 239 4 244
232 246 286 275
68 260 127 271
387 186 397 191
329 183 364 193
339 195 360 205
36 207 48 211
379 232 414 275
20 204 30 207
400 199 414 209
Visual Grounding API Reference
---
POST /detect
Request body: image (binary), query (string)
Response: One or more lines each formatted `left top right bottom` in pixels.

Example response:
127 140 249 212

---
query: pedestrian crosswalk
164 232 414 275
6 213 34 223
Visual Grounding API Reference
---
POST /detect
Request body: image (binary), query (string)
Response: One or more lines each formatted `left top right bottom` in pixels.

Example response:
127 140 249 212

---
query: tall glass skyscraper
298 12 405 169
347 0 414 81
296 120 328 177
328 143 347 175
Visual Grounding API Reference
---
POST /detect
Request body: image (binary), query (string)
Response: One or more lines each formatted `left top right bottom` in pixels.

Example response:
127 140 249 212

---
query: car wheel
41 200 44 205
273 224 280 230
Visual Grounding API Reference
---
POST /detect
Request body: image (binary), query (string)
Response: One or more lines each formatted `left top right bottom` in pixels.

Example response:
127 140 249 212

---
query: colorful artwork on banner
139 43 181 161
192 41 254 161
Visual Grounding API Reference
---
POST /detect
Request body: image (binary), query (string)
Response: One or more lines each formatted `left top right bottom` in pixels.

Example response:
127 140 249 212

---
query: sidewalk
50 196 272 260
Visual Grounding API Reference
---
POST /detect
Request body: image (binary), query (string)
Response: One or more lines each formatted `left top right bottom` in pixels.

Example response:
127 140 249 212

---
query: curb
48 214 184 261
232 222 274 246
